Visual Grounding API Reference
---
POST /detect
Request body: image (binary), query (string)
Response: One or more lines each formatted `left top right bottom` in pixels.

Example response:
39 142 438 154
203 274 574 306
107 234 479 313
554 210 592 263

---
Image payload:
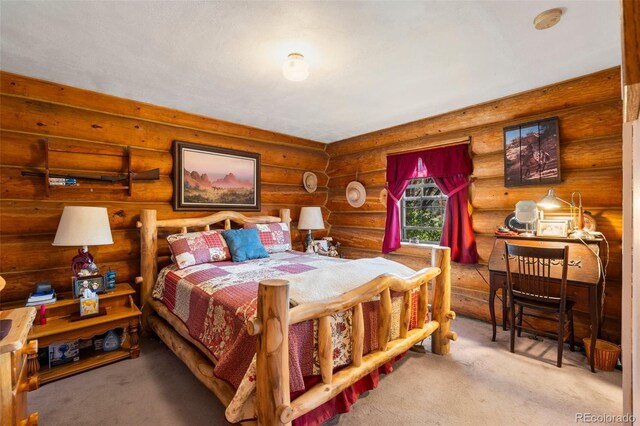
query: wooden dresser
0 307 39 426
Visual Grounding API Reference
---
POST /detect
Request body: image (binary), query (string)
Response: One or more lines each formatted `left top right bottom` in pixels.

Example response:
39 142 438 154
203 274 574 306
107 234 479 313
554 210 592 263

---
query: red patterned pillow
243 222 291 253
167 230 230 269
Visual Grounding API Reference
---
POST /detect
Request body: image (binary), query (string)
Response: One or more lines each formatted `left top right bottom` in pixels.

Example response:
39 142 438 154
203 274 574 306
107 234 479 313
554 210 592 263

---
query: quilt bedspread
152 251 347 389
152 251 421 421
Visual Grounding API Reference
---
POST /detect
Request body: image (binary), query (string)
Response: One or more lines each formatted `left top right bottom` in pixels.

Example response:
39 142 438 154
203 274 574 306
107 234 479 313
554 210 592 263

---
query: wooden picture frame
536 219 569 237
72 275 105 298
503 117 561 187
173 141 261 211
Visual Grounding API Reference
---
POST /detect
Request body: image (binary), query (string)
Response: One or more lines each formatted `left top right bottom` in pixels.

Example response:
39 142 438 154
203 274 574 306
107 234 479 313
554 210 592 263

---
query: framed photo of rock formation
173 141 260 211
503 117 561 187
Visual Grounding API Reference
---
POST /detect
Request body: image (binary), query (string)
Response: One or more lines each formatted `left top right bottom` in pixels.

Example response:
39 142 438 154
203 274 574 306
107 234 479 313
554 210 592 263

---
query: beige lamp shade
297 207 325 230
53 206 114 247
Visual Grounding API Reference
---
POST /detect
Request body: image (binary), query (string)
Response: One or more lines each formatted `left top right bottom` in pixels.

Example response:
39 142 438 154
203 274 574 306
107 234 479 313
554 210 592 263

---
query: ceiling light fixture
282 53 309 82
533 8 563 30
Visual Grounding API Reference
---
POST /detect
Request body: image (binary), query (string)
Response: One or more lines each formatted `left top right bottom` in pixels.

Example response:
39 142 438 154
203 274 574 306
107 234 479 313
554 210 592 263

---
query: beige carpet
30 316 622 425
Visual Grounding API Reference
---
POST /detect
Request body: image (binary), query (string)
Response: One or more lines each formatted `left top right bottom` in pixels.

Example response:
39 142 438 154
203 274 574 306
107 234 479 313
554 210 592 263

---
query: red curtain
382 144 478 264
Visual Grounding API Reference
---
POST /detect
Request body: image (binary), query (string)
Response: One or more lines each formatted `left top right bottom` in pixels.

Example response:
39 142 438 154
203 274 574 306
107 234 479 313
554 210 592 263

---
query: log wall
0 68 624 343
325 67 623 343
0 71 329 303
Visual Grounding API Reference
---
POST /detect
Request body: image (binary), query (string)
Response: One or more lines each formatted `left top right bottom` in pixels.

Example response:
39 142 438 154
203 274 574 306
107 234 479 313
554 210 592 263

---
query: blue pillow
222 228 269 262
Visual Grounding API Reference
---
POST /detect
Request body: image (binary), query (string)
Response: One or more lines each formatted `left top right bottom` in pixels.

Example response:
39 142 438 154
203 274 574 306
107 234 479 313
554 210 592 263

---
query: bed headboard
136 209 291 328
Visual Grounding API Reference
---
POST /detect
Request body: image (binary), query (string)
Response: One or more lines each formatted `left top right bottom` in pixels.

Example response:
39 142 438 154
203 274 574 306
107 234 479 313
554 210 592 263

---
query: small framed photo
313 239 329 252
72 275 105 298
536 219 569 237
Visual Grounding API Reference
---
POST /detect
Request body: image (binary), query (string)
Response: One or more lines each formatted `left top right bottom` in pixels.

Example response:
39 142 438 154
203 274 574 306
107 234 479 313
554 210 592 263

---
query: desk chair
505 243 575 367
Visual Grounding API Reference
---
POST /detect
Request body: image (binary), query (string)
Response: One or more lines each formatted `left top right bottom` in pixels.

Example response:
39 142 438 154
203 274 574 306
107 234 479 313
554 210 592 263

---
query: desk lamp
537 189 589 239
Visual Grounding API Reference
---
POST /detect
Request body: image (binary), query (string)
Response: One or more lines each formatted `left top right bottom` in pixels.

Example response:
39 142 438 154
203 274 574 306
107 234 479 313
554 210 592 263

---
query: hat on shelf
303 172 318 193
346 181 367 208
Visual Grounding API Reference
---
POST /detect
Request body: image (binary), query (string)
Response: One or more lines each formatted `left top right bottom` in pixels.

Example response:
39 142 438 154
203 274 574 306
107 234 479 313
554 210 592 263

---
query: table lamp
537 188 589 238
298 207 325 253
52 206 114 276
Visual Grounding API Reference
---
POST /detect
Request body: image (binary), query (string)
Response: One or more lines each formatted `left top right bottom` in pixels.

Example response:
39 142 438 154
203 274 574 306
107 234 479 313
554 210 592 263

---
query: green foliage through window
401 178 447 244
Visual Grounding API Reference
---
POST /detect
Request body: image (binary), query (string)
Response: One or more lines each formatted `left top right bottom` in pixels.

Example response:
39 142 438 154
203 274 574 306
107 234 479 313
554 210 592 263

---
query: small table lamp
52 206 114 276
298 207 325 253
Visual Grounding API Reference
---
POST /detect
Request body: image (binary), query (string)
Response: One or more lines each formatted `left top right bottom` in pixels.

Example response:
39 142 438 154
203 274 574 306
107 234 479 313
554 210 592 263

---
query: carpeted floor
30 316 622 425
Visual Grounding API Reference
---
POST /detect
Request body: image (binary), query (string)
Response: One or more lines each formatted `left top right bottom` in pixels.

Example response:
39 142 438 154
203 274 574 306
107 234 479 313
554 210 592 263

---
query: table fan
514 200 539 237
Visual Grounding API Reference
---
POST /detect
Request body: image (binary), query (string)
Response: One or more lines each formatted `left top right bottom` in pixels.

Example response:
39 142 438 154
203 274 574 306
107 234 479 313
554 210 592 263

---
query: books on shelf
26 290 57 306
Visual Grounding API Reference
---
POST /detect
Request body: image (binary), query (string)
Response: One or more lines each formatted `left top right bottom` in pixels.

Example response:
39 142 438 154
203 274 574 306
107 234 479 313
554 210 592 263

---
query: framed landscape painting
173 141 260 211
503 117 561 187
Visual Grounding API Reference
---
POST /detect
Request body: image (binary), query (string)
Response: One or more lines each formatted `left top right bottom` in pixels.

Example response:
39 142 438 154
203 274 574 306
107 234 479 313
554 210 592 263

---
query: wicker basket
583 338 621 371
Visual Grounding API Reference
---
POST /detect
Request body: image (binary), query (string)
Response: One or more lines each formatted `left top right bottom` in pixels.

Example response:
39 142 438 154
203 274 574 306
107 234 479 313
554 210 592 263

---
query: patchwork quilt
152 251 420 421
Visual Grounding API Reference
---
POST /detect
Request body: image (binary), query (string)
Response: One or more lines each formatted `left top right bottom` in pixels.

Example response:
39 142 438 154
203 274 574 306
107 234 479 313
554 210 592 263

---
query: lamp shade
53 206 114 246
537 188 562 209
297 207 325 230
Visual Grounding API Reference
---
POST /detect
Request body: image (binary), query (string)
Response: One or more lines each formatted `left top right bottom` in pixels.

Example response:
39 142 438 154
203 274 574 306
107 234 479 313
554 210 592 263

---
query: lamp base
304 230 315 253
72 246 100 276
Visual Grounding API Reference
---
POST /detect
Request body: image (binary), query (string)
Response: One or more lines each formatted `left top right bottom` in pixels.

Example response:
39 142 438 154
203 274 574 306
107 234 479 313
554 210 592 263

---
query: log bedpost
256 279 291 426
139 209 157 331
431 246 454 355
279 208 291 229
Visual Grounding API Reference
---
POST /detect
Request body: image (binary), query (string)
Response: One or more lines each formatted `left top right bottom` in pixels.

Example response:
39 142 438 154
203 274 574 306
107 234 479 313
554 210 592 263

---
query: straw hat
303 172 318 193
346 181 367 208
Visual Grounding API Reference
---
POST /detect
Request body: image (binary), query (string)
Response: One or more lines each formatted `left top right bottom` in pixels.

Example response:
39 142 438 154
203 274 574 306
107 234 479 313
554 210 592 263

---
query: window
401 177 447 244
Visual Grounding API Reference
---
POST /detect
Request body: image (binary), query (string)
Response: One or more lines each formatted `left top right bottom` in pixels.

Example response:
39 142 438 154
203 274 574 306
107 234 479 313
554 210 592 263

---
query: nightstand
1 307 39 426
4 283 141 385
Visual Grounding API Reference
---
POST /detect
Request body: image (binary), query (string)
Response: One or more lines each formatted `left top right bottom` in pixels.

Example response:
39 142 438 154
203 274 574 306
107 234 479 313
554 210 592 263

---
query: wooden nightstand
5 283 141 385
1 307 39 426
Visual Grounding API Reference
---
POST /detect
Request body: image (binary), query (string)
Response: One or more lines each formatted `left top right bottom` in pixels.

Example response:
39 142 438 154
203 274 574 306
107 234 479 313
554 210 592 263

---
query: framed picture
536 219 569 238
313 239 329 252
72 275 105 298
173 141 260 211
503 117 560 187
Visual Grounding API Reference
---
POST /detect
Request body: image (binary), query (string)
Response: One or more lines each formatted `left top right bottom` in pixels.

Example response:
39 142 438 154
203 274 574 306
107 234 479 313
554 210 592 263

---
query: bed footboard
251 246 454 425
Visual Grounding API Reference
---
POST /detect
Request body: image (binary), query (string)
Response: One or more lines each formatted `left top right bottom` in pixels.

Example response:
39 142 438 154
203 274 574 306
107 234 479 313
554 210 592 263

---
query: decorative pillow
167 230 230 269
243 222 292 253
222 228 269 262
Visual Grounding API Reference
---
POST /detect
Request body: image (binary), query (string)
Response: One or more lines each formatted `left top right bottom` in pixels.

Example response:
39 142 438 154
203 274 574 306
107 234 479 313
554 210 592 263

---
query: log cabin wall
0 71 329 303
325 67 623 343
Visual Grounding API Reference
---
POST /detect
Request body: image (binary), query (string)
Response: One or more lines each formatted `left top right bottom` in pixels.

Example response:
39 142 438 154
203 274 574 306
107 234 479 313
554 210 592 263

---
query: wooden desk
487 235 603 372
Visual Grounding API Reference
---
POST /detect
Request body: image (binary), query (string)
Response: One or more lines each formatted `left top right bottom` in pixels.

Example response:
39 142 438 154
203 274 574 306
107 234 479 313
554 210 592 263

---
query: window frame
400 177 448 244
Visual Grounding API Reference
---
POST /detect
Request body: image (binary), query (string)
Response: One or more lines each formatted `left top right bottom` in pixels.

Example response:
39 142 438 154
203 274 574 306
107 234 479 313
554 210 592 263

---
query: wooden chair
504 243 575 367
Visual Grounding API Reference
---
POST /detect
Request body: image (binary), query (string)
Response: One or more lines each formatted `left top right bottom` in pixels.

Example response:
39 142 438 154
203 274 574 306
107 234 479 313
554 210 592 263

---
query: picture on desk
536 219 569 238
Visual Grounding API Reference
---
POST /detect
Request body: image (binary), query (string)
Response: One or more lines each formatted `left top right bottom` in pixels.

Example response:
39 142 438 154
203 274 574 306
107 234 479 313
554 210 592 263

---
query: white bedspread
283 257 416 306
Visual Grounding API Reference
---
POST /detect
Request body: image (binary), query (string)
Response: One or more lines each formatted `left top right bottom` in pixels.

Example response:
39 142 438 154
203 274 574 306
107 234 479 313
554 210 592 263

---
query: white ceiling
0 1 621 143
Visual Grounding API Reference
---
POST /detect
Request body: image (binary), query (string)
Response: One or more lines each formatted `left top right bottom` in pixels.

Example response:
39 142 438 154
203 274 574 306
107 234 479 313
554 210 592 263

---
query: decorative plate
582 211 597 232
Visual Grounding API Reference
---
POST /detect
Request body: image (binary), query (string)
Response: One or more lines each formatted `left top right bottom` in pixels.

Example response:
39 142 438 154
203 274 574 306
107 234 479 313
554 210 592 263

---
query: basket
583 338 621 371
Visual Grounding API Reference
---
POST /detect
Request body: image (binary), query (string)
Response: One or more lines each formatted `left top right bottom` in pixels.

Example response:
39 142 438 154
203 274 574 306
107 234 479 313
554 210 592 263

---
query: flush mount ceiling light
282 53 309 82
533 8 563 30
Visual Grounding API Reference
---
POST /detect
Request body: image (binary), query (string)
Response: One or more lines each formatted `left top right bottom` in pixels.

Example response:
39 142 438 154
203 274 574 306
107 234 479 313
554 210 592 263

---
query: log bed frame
137 208 456 425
